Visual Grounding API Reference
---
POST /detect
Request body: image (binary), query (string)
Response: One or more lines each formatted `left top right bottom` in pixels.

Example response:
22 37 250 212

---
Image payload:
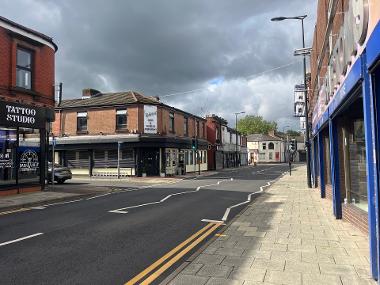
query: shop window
18 128 40 184
259 153 265 160
116 109 127 130
268 142 274 150
203 151 207 163
169 112 175 133
323 133 332 184
16 48 33 90
269 152 273 160
0 128 17 187
77 112 88 132
184 117 188 136
185 151 188 165
189 151 194 165
348 119 368 211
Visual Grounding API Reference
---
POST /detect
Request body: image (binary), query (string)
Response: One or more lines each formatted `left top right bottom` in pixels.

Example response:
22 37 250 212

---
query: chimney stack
82 88 101 99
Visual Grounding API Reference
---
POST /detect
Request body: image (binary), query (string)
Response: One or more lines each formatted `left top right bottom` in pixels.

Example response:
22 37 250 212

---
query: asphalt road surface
0 164 289 285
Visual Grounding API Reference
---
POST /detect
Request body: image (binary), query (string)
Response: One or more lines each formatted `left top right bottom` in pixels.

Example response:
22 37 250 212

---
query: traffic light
290 139 297 152
191 137 198 150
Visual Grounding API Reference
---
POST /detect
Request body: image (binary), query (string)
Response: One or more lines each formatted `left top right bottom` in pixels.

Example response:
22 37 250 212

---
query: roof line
0 15 58 52
131 91 137 102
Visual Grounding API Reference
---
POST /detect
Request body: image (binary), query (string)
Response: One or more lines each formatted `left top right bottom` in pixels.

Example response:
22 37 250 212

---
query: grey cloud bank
1 0 317 130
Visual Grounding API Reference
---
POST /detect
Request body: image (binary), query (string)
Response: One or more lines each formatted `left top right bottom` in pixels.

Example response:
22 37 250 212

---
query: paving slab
167 166 376 285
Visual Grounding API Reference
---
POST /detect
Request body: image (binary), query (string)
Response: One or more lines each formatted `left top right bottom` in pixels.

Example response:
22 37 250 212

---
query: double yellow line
125 222 222 285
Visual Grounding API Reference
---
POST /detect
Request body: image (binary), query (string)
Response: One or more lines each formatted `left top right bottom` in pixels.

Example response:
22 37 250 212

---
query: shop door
142 148 159 176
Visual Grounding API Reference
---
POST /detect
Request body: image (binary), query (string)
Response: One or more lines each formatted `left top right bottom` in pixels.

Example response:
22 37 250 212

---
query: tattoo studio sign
0 101 46 128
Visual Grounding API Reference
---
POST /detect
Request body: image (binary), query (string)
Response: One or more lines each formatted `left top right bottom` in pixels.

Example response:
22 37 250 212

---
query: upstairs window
196 121 199 137
169 112 175 133
16 48 33 90
262 143 266 150
116 109 127 130
77 112 88 132
184 117 188 136
202 122 205 138
268 142 274 150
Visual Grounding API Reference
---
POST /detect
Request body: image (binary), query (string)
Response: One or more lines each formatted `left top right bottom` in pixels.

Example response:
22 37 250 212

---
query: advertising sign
0 101 47 129
144 105 157 134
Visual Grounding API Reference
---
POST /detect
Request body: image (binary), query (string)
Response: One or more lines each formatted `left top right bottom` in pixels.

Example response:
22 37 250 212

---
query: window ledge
76 130 88 135
10 86 54 102
116 128 129 133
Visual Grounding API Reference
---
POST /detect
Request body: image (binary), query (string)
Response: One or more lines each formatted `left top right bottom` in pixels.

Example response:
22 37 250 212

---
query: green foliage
237 115 277 135
285 129 302 137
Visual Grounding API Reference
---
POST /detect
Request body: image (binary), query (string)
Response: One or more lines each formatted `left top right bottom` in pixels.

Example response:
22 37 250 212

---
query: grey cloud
0 0 317 130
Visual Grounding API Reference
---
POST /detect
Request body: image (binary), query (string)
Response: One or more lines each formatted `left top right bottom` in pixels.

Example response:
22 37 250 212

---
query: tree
286 129 302 137
237 115 277 135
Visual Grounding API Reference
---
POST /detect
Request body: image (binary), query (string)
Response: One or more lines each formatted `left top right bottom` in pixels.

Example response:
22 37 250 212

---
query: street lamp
271 14 312 188
234 111 245 167
282 125 290 163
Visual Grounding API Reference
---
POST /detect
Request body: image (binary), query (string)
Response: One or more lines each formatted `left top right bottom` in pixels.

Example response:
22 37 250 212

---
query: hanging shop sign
324 0 369 103
0 101 46 129
144 105 157 134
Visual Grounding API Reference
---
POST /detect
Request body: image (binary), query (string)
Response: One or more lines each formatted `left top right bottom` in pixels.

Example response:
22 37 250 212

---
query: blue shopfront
311 19 380 280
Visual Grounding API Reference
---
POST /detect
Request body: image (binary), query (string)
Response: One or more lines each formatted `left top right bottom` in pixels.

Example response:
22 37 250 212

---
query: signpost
51 136 56 188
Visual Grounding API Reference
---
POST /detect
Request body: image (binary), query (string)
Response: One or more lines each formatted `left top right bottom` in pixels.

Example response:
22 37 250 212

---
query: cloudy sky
2 0 317 130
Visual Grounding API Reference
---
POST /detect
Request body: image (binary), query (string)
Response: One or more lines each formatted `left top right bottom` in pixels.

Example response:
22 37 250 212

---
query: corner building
309 0 380 279
0 16 57 195
52 90 208 177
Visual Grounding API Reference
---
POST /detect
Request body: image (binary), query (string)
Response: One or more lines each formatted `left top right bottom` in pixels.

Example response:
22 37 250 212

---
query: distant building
0 16 57 195
52 90 208 177
247 131 284 163
206 114 248 170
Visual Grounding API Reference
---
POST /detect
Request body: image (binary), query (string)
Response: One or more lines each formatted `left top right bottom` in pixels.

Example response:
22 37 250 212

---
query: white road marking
0 233 43 247
42 198 83 207
30 206 46 210
108 179 233 214
201 219 225 225
86 193 112 200
219 166 288 222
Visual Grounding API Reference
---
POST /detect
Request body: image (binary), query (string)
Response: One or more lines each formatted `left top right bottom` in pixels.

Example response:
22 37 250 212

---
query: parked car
47 162 72 184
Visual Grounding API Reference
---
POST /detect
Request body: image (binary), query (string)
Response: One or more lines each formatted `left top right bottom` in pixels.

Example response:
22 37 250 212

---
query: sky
1 0 317 131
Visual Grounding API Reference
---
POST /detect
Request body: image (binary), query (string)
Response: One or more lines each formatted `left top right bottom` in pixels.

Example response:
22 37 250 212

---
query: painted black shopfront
53 135 208 177
0 100 54 192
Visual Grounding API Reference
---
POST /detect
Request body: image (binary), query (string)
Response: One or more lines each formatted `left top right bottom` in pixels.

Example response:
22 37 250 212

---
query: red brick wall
88 108 115 135
342 204 368 234
54 104 206 139
0 26 55 108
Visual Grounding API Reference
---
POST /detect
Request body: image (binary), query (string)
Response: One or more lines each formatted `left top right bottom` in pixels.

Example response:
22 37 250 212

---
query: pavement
0 164 288 284
167 165 376 285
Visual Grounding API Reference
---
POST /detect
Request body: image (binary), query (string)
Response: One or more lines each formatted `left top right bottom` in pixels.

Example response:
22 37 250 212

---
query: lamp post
282 125 290 163
271 15 312 188
234 111 245 167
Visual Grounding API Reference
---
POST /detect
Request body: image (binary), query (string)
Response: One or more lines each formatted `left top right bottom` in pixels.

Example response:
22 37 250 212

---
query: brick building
0 16 57 195
206 114 248 170
52 90 208 177
308 0 380 279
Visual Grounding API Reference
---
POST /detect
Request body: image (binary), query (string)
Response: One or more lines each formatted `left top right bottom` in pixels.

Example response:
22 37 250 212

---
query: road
0 164 289 285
